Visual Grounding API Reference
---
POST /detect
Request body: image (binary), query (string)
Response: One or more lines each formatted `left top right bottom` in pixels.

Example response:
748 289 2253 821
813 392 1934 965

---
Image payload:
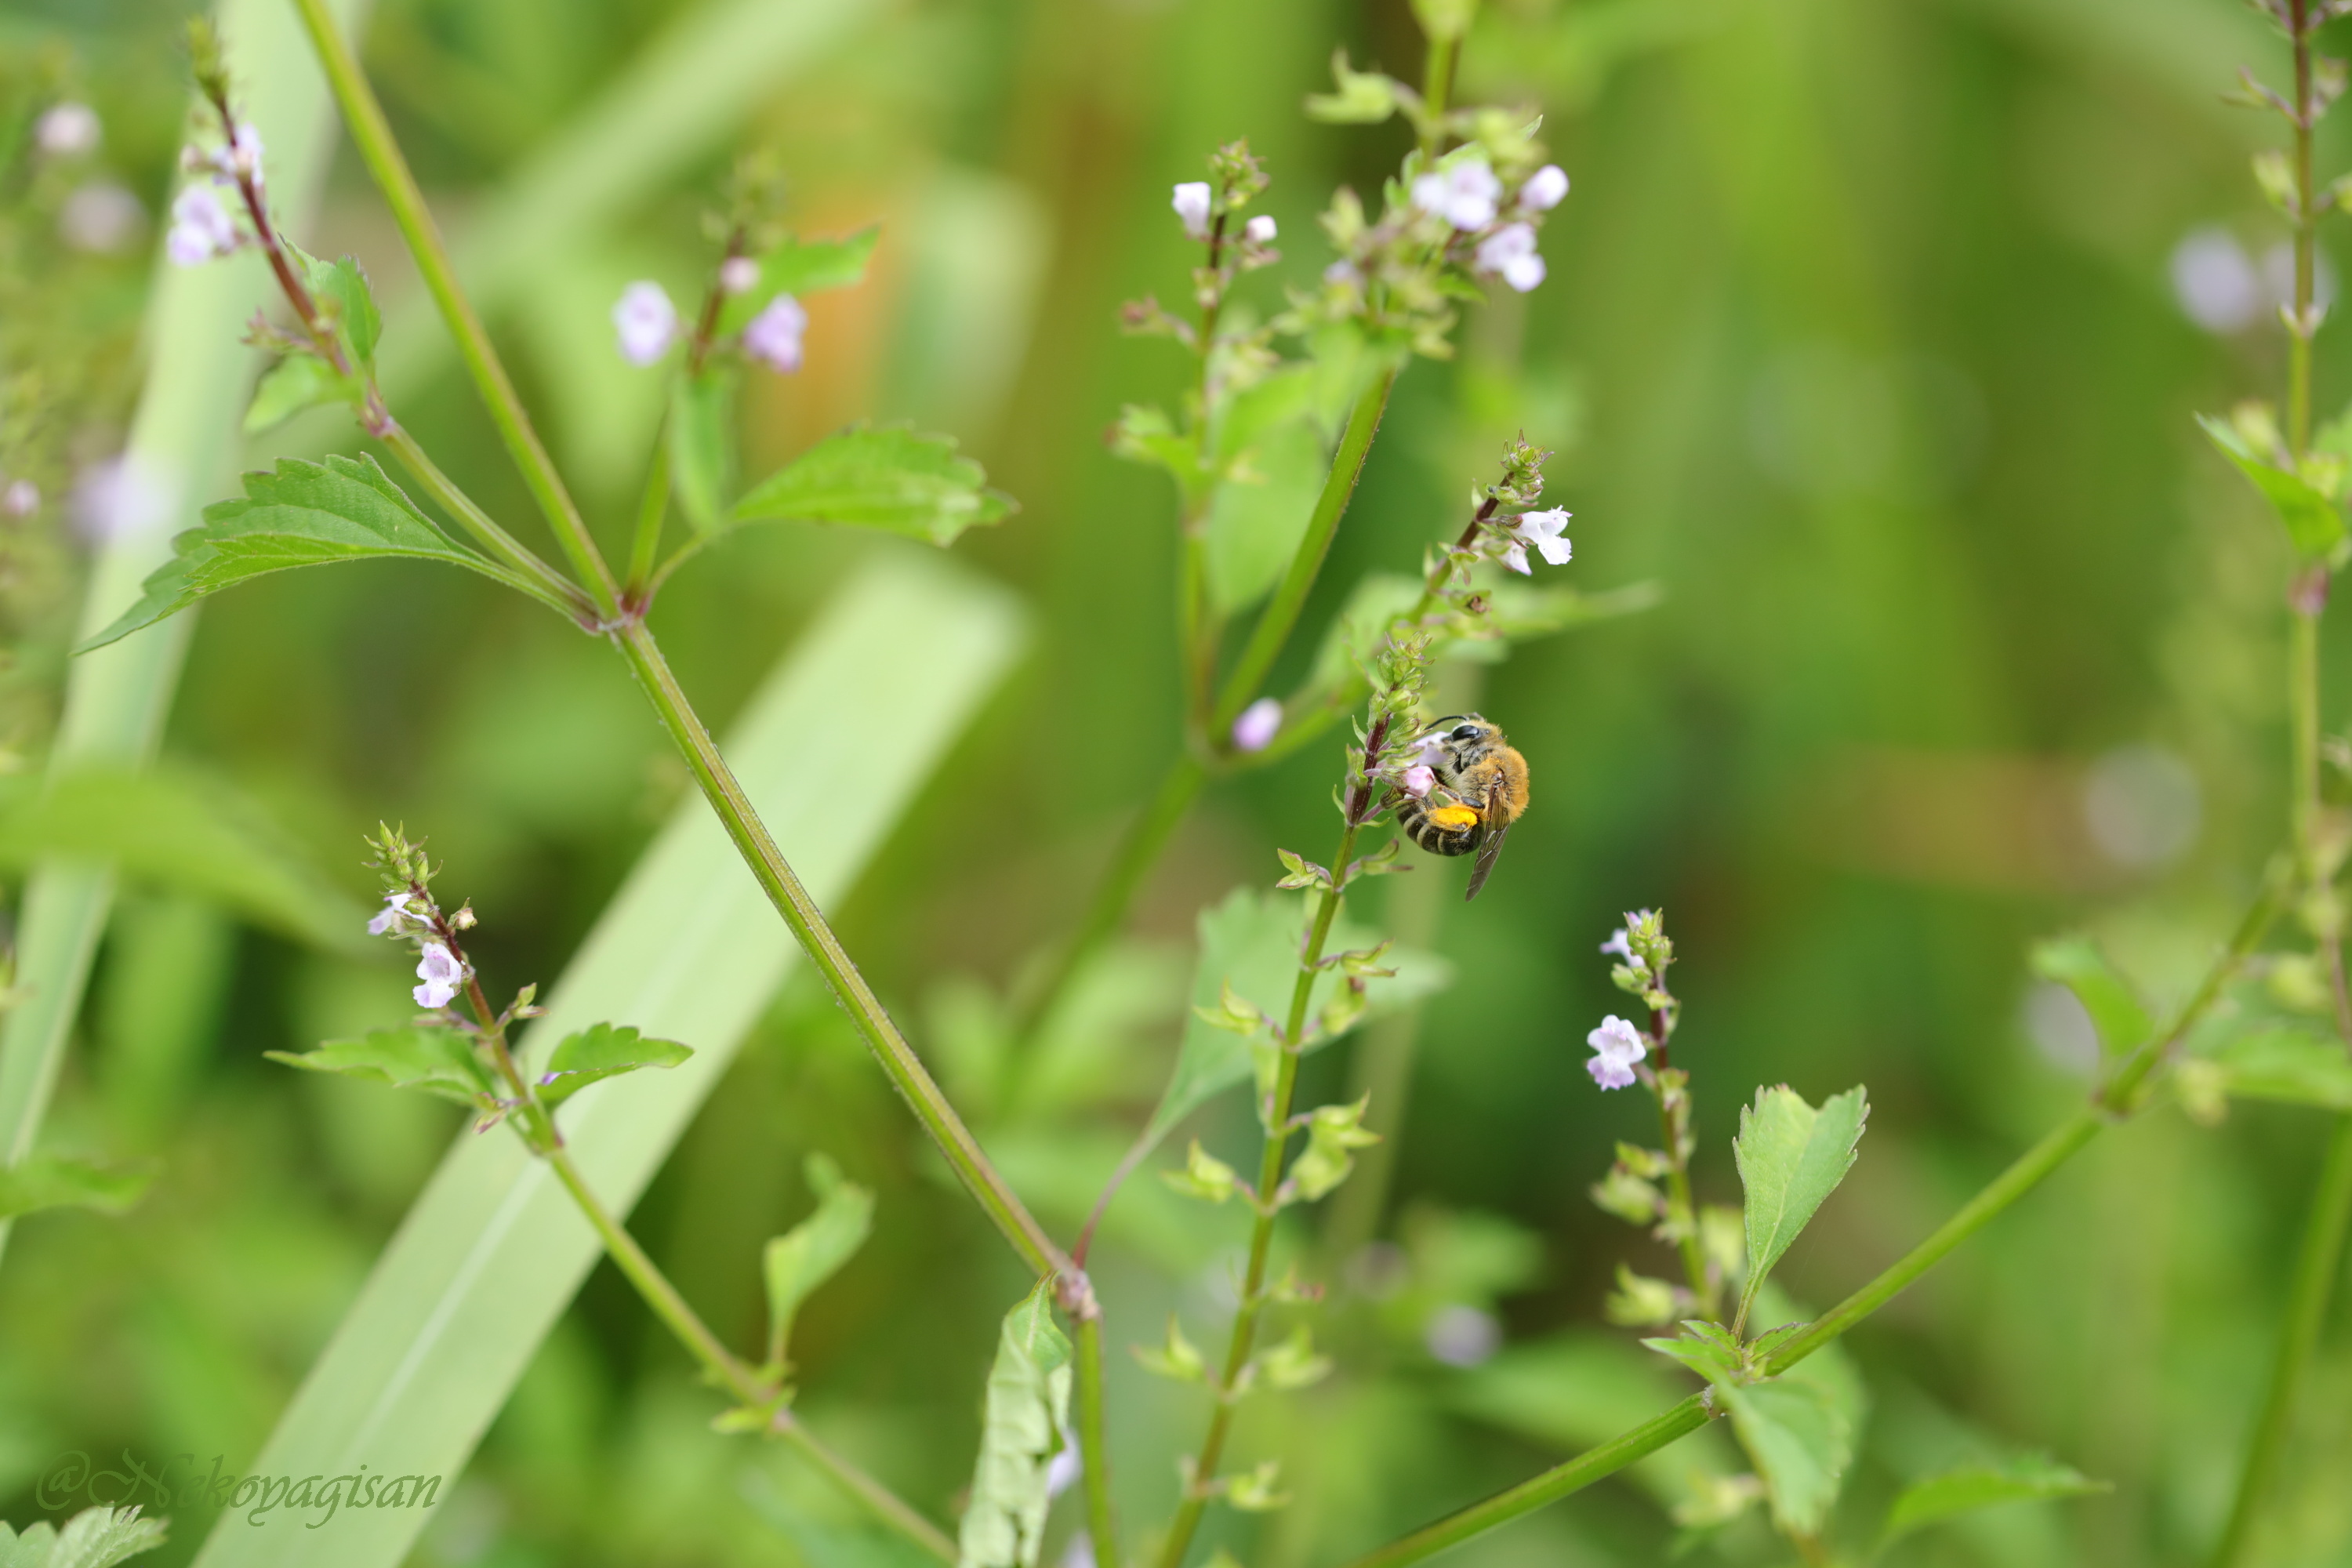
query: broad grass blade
0 0 370 1270
191 555 1022 1568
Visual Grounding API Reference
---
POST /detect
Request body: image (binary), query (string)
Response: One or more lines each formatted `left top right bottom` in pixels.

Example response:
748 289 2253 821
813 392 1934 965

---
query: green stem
290 0 620 617
626 431 672 601
1656 1087 1712 1312
1334 882 2281 1568
610 619 1073 1280
379 427 588 618
1073 1314 1121 1568
2208 1112 2352 1568
1210 368 1397 733
1418 34 1457 161
1159 814 1363 1568
2290 0 2316 456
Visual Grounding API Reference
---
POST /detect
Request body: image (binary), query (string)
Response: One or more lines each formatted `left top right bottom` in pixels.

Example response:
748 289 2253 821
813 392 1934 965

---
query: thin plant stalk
289 0 1073 1287
1338 880 2283 1568
1073 1316 1121 1568
626 433 673 599
289 0 621 616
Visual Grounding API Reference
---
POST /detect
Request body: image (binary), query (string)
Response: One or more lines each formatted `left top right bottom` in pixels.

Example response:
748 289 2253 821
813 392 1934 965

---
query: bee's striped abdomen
1397 798 1479 856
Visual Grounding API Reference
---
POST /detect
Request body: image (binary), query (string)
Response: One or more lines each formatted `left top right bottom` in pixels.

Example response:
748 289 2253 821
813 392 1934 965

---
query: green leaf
242 354 356 434
0 766 368 949
1880 1452 2107 1550
956 1280 1073 1568
1733 1085 1869 1329
731 425 1014 547
2028 936 2152 1056
535 1022 694 1106
289 241 382 365
3 1505 170 1568
1110 405 1203 499
1204 415 1325 615
1715 1341 1864 1537
2205 1025 2352 1109
74 455 536 654
1138 888 1454 1155
2199 412 2348 556
669 371 735 532
192 561 1023 1568
266 1027 499 1109
762 1152 876 1368
0 1155 156 1221
1639 1323 1741 1382
721 226 881 332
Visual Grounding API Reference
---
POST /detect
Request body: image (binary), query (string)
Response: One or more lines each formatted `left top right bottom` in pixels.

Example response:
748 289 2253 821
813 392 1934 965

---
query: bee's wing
1464 779 1512 901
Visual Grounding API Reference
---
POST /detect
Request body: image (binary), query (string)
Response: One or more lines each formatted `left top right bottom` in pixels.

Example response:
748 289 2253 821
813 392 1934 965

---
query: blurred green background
4 0 2351 1563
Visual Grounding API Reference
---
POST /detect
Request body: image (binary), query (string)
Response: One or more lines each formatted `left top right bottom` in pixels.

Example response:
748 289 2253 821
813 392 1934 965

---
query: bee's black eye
1451 724 1481 742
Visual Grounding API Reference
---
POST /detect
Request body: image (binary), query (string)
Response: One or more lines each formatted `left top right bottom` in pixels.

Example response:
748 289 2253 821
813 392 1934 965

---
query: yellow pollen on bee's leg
1426 805 1479 832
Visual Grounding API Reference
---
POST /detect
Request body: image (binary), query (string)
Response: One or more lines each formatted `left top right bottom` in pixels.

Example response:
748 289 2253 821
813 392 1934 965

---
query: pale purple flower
718 255 760 296
367 891 418 936
36 103 101 157
1172 181 1213 241
227 121 264 184
1500 507 1571 575
2 481 37 518
2171 229 2260 334
1323 259 1363 287
414 942 463 1010
165 186 238 267
1059 1535 1096 1568
1519 164 1570 212
1244 213 1277 244
1411 157 1501 230
613 282 678 365
1424 1304 1501 1367
1402 764 1436 799
742 294 808 372
1586 1014 1647 1091
1044 1444 1082 1501
1232 697 1283 753
1405 733 1451 769
71 453 172 544
60 182 142 253
1475 223 1546 293
1600 927 1638 964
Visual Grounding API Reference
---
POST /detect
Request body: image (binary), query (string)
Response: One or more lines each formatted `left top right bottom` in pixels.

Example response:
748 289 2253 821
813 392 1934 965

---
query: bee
1392 713 1530 901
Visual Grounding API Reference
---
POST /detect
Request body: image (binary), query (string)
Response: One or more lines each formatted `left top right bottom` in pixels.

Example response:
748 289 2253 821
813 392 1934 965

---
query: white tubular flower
1600 927 1639 964
742 294 808 372
228 121 265 184
612 281 679 366
1232 697 1283 753
1406 733 1450 769
165 186 238 267
1244 213 1277 244
718 255 760 296
1585 1015 1647 1091
1501 507 1571 575
367 891 418 936
1475 223 1547 292
36 103 101 157
2 480 37 518
413 942 463 1010
1401 764 1436 798
1519 164 1570 212
1171 180 1213 241
1410 156 1501 230
1044 1444 1082 1501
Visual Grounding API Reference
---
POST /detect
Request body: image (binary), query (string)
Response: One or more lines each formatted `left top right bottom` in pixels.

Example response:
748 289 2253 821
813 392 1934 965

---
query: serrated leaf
731 425 1012 547
669 371 735 533
1734 1085 1868 1330
1639 1325 1740 1381
2200 412 2348 555
956 1279 1073 1568
1136 888 1454 1157
243 354 355 434
74 455 539 654
0 1154 156 1221
266 1026 498 1108
721 226 880 332
2205 1025 2352 1109
762 1152 875 1369
1880 1452 2107 1549
13 1506 169 1568
1716 1341 1864 1536
2029 936 2151 1056
535 1022 694 1106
